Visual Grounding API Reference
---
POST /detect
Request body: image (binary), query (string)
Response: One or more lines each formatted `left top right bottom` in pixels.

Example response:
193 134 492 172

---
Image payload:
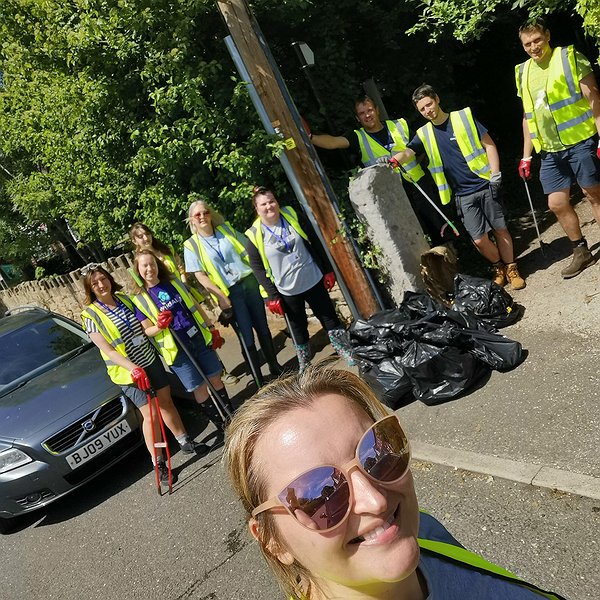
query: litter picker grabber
145 386 173 496
230 320 264 388
128 269 233 422
522 178 548 257
391 159 460 238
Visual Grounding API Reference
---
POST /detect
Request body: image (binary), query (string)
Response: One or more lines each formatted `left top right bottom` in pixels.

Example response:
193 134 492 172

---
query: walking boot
561 246 596 279
506 262 526 290
294 342 312 373
328 328 356 367
245 345 265 387
198 399 226 431
491 261 506 286
257 333 284 377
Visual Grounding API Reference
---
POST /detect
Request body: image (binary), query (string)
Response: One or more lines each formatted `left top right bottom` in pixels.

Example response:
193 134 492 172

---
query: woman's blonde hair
187 199 225 233
223 360 389 599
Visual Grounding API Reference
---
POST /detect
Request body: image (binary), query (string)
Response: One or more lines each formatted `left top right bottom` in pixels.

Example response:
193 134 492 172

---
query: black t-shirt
408 116 489 197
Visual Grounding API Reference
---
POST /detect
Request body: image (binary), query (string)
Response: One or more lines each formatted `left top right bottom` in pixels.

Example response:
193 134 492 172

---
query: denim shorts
120 356 170 408
169 334 222 392
540 136 600 194
454 185 507 240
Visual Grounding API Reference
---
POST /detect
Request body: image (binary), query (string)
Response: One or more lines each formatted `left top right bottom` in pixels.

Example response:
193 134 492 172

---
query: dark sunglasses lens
358 417 410 482
279 466 350 531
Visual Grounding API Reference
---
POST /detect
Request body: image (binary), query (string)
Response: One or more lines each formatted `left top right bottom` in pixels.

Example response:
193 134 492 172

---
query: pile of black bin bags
350 274 525 408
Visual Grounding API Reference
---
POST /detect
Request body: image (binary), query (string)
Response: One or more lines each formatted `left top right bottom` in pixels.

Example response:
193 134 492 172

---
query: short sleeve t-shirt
519 48 593 152
418 512 558 599
183 229 252 288
134 282 195 333
408 116 489 197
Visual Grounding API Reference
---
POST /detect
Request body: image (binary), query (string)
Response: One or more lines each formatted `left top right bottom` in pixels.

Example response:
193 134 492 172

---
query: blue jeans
229 274 271 348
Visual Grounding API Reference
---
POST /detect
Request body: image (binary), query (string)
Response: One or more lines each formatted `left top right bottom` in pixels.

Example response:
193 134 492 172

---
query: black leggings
280 281 341 345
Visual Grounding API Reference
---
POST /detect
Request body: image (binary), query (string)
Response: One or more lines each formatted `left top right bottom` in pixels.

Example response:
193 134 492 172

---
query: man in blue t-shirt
389 84 525 290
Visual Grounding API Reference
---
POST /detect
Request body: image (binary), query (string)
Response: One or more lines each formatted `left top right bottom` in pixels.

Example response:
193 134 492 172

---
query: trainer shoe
506 262 526 290
157 461 176 485
492 261 506 286
180 437 208 455
561 247 596 279
221 370 240 385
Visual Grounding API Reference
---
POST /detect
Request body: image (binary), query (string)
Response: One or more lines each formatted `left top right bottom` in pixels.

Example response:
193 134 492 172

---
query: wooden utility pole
216 0 379 319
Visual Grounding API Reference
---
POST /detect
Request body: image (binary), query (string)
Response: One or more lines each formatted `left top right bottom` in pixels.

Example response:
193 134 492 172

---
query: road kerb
411 441 600 501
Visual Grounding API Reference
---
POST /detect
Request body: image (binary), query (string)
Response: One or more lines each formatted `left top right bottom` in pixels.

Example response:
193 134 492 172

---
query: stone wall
349 165 429 305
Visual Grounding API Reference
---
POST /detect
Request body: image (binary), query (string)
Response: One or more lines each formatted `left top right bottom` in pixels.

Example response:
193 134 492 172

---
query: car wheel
0 515 18 534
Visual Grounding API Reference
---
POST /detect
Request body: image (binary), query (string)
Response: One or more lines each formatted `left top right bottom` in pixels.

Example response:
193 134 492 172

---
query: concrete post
348 166 429 305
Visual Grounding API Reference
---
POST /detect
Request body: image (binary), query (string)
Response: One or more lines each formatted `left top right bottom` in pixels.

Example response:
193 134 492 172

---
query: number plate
66 420 132 469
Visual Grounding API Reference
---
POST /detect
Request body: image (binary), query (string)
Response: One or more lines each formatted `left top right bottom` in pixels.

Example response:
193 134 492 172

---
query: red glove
266 298 284 316
301 115 311 138
518 158 532 180
389 157 400 169
596 142 600 160
131 367 151 392
323 272 336 291
211 328 224 350
156 310 173 330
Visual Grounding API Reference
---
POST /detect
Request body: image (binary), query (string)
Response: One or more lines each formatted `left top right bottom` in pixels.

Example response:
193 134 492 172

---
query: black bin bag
399 341 490 405
452 274 521 328
359 358 414 409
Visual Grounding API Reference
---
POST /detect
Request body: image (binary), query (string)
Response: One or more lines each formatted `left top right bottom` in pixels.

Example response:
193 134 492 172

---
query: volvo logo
82 419 96 432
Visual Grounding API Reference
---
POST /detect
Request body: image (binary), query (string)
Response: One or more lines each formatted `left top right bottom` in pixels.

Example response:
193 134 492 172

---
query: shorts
454 186 506 240
169 334 222 392
540 137 600 194
120 356 170 408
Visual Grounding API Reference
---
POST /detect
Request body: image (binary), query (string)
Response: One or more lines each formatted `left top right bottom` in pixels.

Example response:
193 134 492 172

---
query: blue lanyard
262 217 293 253
96 298 134 332
199 232 226 263
367 126 394 152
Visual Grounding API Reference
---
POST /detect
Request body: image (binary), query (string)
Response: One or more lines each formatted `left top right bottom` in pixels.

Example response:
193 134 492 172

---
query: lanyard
96 298 134 332
262 217 293 253
367 126 394 152
199 232 226 263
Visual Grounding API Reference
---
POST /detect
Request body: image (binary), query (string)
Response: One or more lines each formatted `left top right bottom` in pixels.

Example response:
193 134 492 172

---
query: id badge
131 335 144 347
187 325 199 338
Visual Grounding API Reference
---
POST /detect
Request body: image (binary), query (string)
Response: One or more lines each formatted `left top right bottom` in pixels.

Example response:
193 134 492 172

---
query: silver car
0 307 143 533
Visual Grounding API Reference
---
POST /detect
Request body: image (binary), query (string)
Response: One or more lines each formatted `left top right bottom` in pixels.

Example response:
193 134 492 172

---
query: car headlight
0 448 33 474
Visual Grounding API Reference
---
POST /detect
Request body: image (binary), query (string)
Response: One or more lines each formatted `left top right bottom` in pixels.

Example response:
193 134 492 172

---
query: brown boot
506 262 526 290
561 246 596 279
492 261 506 286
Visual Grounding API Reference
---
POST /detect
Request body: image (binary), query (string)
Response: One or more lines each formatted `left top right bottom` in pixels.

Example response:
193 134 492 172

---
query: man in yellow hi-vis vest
389 84 525 290
516 18 600 279
311 94 449 245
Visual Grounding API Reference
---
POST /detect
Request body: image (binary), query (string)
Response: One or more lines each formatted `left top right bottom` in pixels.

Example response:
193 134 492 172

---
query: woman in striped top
80 264 200 484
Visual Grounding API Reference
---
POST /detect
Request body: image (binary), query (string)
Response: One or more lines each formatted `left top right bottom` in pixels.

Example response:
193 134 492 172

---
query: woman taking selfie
183 199 282 384
245 186 354 372
224 363 565 600
130 250 232 431
80 264 200 484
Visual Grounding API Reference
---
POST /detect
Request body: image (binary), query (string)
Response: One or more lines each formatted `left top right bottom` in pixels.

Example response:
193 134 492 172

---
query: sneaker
492 261 506 286
157 461 176 485
221 371 240 385
561 247 596 279
506 262 526 290
180 438 209 455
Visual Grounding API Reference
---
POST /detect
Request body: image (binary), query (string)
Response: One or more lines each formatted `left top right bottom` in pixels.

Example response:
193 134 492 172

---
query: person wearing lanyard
130 250 232 431
129 222 187 282
80 264 201 486
183 199 283 384
245 186 355 373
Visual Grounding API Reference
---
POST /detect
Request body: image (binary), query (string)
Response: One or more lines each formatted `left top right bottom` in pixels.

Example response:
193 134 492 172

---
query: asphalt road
2 436 598 600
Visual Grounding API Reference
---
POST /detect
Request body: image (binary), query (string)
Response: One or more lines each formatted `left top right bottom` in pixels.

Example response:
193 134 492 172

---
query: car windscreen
0 316 90 388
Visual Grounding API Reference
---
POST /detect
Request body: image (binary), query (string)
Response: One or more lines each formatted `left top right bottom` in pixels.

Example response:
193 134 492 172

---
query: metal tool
522 178 548 256
145 386 173 496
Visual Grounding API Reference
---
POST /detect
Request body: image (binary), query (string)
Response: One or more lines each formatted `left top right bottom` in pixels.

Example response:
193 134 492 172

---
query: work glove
490 172 502 197
596 141 600 160
131 367 151 392
218 307 235 327
210 328 225 350
301 116 312 139
518 157 532 180
156 310 173 330
266 298 284 316
376 156 392 166
323 272 336 291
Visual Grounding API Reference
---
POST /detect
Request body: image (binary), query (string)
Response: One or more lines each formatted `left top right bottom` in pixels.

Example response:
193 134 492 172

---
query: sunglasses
81 263 101 276
251 415 410 532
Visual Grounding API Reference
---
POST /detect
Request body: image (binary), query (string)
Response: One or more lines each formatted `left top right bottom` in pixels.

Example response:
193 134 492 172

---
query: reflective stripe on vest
515 46 595 153
356 119 425 182
417 107 490 205
183 223 248 296
245 206 308 298
81 293 137 385
131 281 212 365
